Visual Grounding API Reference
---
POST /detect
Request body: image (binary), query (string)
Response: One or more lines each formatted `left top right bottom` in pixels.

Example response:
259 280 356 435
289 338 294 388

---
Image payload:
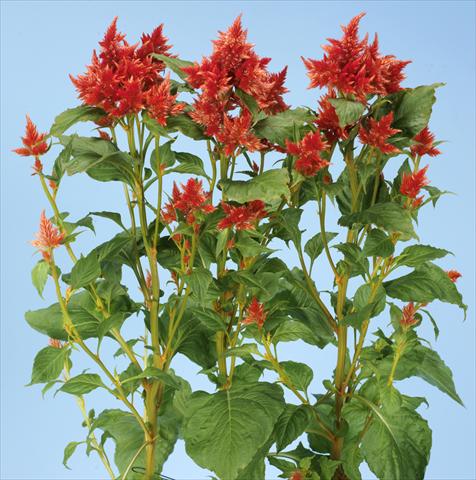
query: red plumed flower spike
243 298 267 329
31 211 65 255
13 115 49 157
447 270 462 283
400 302 418 329
315 94 348 143
358 112 400 154
161 178 214 225
286 130 330 177
216 110 263 156
303 13 410 100
145 74 185 125
218 200 267 231
411 127 441 158
400 166 430 199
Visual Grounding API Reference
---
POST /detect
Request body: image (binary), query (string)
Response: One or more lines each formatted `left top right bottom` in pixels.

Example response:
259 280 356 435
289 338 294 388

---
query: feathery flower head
31 211 65 259
286 130 330 177
400 302 418 329
400 166 429 199
161 178 214 225
218 200 267 231
215 110 263 156
303 13 410 101
447 270 462 283
48 338 64 349
290 471 304 480
70 17 175 119
243 297 267 329
13 115 49 157
358 112 400 154
410 127 441 158
315 94 348 143
182 16 288 147
145 74 185 125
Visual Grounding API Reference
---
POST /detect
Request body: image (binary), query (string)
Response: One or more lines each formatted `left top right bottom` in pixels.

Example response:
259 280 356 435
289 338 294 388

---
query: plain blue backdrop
1 1 475 479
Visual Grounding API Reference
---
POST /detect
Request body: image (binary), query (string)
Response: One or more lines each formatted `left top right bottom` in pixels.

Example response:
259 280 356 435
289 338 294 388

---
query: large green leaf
152 54 194 81
391 83 443 138
396 244 451 267
50 105 105 137
69 253 101 289
275 404 312 451
362 229 394 258
339 202 416 240
384 262 466 311
304 232 338 264
59 373 107 395
166 113 207 140
183 382 285 479
328 98 365 127
361 403 432 480
280 361 313 392
31 260 50 298
254 108 314 145
29 346 69 385
220 168 290 204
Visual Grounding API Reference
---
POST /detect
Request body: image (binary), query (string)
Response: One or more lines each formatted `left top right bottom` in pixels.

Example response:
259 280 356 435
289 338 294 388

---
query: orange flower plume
161 178 215 225
400 166 430 200
400 302 418 329
243 298 267 329
358 112 400 154
13 115 48 157
31 211 65 260
303 13 410 101
286 131 330 177
218 200 267 231
447 270 462 283
411 127 441 158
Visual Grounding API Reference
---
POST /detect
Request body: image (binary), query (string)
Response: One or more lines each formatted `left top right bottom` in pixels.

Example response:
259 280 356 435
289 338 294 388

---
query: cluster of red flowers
70 18 183 124
13 115 48 158
410 127 441 158
400 166 429 208
447 270 462 283
303 13 410 101
358 112 400 154
218 200 267 231
243 297 267 329
286 131 330 177
182 16 288 155
31 211 65 261
161 178 214 226
400 302 418 329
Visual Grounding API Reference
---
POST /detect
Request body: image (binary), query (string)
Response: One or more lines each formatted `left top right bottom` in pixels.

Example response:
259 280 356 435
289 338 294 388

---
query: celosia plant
17 14 466 480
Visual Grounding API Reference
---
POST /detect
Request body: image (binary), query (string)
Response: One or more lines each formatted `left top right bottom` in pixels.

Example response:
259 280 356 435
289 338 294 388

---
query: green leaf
183 382 285 479
170 151 208 178
220 168 290 204
414 345 463 405
280 361 313 392
52 141 73 183
391 83 443 138
360 403 432 480
85 151 136 186
62 441 84 469
59 373 107 395
319 457 342 480
141 111 170 137
274 208 303 246
50 105 105 137
186 268 213 304
362 229 395 258
190 307 226 332
121 367 181 389
272 320 317 344
353 284 386 319
152 54 194 81
275 404 312 451
254 108 314 145
334 243 369 277
150 139 176 173
384 262 466 311
235 233 272 258
89 211 126 231
339 202 416 240
29 346 69 385
166 113 207 140
31 260 50 298
69 254 101 289
25 291 102 340
397 244 451 267
328 98 365 127
224 343 260 359
304 232 338 264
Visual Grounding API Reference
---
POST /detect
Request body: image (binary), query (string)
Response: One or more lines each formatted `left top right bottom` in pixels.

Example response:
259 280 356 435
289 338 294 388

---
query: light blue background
1 1 475 479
